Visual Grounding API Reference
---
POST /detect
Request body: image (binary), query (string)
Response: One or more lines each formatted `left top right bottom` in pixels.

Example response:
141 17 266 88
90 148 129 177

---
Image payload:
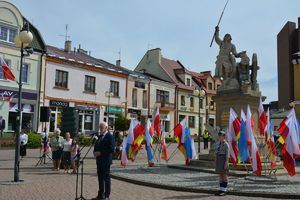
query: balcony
155 101 175 111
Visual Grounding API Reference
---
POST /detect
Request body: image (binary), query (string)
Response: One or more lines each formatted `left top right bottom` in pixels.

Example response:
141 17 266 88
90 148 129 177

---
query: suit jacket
94 131 115 166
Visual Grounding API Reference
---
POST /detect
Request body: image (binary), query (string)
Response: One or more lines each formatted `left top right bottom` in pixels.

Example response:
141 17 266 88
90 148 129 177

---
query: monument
212 26 261 133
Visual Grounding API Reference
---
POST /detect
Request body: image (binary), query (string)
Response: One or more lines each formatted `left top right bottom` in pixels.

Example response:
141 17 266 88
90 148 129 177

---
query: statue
237 51 250 85
214 26 244 81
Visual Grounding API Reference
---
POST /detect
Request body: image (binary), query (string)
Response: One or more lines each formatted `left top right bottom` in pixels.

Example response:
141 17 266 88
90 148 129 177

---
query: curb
111 173 300 199
167 164 247 177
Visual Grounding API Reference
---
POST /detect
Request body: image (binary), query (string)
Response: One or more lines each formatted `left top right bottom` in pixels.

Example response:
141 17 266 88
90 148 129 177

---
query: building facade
44 43 128 133
277 17 300 110
0 1 46 133
191 71 222 128
291 53 300 120
126 72 150 125
135 48 205 136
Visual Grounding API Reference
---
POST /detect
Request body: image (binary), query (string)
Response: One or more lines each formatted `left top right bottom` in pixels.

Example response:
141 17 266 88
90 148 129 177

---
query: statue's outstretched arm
215 26 222 45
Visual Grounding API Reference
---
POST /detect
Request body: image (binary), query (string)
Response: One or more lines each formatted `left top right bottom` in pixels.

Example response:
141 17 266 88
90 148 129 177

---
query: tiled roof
46 45 128 74
160 57 195 91
190 71 217 95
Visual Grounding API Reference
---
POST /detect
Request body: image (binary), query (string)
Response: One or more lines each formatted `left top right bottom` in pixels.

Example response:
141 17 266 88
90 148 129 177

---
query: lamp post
14 21 33 182
193 88 206 155
105 91 113 126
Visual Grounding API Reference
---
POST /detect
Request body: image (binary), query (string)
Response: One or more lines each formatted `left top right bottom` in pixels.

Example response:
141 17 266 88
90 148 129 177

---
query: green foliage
77 135 92 146
60 107 77 138
114 114 130 132
27 132 41 148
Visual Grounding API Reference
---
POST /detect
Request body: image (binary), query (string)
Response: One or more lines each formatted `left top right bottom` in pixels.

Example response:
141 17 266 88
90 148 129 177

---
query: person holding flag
215 130 230 196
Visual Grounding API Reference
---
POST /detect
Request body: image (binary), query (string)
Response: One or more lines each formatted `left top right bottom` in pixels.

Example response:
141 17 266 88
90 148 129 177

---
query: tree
114 114 130 136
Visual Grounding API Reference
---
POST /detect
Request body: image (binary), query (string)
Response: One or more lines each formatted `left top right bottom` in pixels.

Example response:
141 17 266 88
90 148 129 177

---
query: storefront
127 108 148 126
104 106 123 130
75 104 100 133
0 88 38 132
48 100 70 132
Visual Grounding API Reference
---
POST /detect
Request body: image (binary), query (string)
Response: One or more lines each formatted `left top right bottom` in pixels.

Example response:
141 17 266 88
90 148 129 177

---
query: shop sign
106 106 123 113
0 89 37 100
128 108 141 115
50 100 69 107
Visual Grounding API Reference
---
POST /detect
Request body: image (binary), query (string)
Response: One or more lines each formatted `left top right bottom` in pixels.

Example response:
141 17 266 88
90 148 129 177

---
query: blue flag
238 116 249 162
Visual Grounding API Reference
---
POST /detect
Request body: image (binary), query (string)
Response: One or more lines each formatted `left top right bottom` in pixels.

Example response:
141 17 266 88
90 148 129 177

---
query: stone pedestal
213 88 261 136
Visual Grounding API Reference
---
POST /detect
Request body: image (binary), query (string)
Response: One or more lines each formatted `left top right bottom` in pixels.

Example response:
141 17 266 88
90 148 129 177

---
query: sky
8 0 300 103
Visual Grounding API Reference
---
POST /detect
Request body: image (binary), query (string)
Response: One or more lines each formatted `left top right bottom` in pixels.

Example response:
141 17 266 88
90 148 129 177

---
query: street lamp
105 91 114 126
193 88 206 155
14 21 33 182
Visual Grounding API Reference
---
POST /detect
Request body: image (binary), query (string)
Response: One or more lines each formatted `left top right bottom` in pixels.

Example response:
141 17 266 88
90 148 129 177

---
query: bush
77 135 93 146
27 132 41 148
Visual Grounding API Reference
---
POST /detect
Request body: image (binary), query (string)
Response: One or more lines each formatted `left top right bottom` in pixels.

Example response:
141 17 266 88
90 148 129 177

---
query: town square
0 0 300 199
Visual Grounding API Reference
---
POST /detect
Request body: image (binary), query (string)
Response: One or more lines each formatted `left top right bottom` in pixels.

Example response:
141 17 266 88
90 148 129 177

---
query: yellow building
292 53 300 120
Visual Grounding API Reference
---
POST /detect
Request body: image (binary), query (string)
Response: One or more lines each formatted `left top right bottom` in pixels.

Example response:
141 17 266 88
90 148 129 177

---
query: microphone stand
75 134 98 200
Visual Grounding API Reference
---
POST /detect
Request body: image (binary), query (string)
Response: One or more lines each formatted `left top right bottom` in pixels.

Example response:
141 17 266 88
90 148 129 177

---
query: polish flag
226 128 238 166
0 56 15 81
258 97 267 136
229 108 241 141
154 107 162 137
278 109 300 176
246 105 262 176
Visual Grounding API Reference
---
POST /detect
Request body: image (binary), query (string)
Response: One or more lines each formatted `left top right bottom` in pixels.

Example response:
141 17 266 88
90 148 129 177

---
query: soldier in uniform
215 130 230 196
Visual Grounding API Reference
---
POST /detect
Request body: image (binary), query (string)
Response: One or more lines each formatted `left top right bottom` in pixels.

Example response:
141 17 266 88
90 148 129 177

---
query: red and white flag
258 97 267 136
0 56 15 81
246 105 262 176
278 108 300 176
154 107 162 137
226 128 238 166
229 108 241 141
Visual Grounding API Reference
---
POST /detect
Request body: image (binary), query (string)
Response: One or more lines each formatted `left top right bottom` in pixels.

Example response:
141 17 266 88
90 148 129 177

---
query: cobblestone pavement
0 146 293 200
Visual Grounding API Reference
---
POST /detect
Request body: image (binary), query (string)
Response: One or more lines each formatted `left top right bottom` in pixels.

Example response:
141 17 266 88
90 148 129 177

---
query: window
110 80 119 97
208 82 213 90
84 75 95 93
0 59 10 80
0 24 18 43
186 78 191 86
181 95 185 106
156 90 169 103
199 98 203 109
55 70 68 88
189 116 195 128
132 88 137 107
190 97 194 107
179 115 186 122
217 84 221 89
21 63 29 83
135 81 145 89
143 90 147 108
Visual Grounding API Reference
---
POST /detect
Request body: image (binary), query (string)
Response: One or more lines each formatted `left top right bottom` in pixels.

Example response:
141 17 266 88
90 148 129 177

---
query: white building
44 42 128 133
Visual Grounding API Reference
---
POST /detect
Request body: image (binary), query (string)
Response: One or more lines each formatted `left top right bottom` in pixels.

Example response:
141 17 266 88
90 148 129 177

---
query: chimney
64 40 72 52
116 59 121 66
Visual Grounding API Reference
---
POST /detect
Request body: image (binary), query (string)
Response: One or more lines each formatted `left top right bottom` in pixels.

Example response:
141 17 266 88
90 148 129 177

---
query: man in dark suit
92 122 115 200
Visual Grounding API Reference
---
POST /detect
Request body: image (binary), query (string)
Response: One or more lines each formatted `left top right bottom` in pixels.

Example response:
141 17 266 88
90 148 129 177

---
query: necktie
99 134 104 141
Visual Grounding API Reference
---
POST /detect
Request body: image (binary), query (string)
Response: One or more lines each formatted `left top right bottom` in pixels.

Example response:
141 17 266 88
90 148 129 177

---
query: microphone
93 135 98 141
